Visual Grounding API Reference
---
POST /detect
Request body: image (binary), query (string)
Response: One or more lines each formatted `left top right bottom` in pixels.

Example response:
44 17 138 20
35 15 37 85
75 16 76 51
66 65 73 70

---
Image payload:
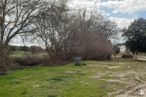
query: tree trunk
133 52 138 60
0 43 9 74
114 54 117 59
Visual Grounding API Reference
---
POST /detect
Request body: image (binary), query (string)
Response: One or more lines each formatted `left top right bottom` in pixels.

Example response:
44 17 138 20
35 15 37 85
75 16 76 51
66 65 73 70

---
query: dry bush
69 33 113 60
14 56 44 66
14 55 68 67
0 66 6 75
122 54 133 59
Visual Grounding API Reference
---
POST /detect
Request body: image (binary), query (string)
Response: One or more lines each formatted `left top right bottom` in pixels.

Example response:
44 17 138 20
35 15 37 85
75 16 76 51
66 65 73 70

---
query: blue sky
69 0 146 28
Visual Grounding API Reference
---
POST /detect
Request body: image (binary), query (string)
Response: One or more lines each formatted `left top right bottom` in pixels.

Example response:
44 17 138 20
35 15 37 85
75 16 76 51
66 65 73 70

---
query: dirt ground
89 60 146 97
104 61 146 97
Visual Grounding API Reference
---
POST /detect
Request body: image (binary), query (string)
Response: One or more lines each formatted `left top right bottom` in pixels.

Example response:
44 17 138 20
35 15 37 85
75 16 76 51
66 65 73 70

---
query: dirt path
108 73 146 97
90 61 146 97
114 84 146 97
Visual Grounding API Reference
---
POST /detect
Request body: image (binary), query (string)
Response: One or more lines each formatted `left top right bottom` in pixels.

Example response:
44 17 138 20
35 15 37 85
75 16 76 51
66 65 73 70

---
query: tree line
0 0 118 66
123 18 146 60
0 0 146 74
9 45 44 53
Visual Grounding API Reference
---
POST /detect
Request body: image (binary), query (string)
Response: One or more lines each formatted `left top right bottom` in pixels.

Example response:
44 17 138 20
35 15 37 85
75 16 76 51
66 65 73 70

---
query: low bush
0 66 6 75
122 54 133 59
14 55 68 67
14 56 44 66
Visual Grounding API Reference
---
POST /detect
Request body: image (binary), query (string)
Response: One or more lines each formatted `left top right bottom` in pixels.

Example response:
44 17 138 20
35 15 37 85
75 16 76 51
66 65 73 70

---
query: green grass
0 60 146 97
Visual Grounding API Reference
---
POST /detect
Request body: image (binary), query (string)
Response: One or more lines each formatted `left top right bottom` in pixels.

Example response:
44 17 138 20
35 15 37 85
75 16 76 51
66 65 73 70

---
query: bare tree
34 0 72 62
35 6 118 61
0 0 44 45
0 0 44 71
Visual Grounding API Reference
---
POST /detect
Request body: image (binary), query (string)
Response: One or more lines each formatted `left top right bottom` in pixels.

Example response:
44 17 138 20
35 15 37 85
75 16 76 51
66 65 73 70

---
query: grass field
0 60 146 97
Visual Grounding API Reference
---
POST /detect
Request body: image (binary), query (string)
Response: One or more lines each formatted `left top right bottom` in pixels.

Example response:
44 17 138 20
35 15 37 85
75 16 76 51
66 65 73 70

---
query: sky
11 0 146 46
68 0 146 28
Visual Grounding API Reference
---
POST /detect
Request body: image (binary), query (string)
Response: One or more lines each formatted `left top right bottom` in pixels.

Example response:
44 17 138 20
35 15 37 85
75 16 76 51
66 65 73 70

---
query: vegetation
0 0 146 97
0 0 118 73
123 18 146 60
34 1 118 62
9 45 44 53
113 46 120 59
121 54 133 59
0 0 42 45
0 60 146 97
0 0 44 72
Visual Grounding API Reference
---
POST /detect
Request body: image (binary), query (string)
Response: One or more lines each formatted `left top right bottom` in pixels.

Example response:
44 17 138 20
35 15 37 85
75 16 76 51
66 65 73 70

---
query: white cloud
54 0 145 28
68 0 100 11
109 17 134 28
68 0 146 14
68 0 139 28
100 0 146 14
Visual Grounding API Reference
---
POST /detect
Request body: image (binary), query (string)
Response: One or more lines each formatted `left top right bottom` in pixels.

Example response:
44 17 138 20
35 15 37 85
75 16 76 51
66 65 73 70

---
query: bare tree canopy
0 0 44 45
34 1 118 61
34 0 71 61
0 0 46 69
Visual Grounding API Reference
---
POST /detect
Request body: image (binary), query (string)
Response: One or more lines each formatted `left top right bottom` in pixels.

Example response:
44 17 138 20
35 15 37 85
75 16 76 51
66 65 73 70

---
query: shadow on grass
49 76 66 82
48 95 57 97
